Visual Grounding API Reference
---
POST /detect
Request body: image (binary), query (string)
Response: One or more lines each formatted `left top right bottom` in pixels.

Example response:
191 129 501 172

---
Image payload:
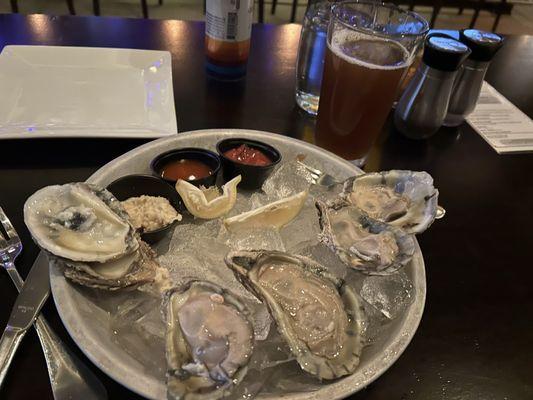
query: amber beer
316 33 410 161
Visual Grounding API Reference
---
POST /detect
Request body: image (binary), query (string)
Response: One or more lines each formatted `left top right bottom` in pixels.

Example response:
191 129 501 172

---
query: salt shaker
443 29 504 127
394 36 471 139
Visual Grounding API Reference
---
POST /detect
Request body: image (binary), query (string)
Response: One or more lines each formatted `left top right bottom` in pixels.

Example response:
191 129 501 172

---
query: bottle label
206 0 253 42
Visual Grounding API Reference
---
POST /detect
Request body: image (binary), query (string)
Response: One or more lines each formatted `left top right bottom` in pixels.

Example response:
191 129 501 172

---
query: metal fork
297 161 446 219
298 160 341 187
0 207 107 399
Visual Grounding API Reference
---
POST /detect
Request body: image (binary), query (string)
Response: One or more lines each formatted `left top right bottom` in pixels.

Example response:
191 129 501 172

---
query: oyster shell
24 183 138 262
59 240 158 290
164 280 254 400
342 171 439 234
225 250 363 380
316 201 415 275
24 182 159 290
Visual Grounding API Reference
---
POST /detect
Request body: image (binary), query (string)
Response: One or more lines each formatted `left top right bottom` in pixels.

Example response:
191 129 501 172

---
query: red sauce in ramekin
223 144 272 166
161 159 213 181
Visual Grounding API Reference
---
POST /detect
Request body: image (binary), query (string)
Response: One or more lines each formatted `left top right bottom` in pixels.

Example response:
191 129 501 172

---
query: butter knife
0 252 51 387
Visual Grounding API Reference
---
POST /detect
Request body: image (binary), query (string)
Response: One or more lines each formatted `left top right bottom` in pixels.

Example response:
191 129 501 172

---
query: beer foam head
329 29 410 70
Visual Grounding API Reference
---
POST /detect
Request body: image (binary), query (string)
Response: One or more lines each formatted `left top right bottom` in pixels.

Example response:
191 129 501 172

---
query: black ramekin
107 174 182 244
216 138 281 190
150 147 221 188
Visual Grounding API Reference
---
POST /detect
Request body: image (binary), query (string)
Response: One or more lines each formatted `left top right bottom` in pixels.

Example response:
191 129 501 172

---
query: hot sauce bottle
205 0 253 80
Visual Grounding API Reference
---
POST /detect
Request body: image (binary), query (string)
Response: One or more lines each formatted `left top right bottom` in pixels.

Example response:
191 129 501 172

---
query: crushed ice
97 160 416 397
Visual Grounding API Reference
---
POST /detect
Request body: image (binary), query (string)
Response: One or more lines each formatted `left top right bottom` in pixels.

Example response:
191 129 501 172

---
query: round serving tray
49 129 426 400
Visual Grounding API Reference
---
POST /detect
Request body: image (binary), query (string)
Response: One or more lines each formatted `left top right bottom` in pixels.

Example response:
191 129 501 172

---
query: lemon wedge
176 175 241 219
224 191 308 231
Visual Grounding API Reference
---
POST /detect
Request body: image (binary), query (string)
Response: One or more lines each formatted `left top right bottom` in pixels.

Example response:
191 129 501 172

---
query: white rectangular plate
0 45 177 139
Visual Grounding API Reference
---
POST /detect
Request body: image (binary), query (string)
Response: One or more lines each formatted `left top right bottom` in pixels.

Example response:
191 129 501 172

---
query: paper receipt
467 82 533 154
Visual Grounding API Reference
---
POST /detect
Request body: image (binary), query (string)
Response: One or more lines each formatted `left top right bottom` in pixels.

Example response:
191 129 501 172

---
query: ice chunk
359 298 391 345
166 219 222 253
294 242 348 280
249 191 276 209
224 330 293 400
226 228 286 252
360 271 414 320
343 268 367 293
263 359 323 394
82 287 136 315
225 192 253 218
195 236 232 265
158 251 212 286
109 294 166 379
309 180 345 203
262 161 313 199
280 198 321 252
249 330 295 371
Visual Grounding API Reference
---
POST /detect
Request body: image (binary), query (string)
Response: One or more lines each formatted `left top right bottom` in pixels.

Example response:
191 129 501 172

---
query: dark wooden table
0 13 532 400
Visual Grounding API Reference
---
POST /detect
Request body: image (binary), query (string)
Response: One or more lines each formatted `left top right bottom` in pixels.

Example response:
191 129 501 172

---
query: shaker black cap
422 35 471 71
460 29 504 62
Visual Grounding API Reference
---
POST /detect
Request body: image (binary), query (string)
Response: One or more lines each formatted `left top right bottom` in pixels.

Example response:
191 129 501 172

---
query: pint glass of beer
315 1 428 164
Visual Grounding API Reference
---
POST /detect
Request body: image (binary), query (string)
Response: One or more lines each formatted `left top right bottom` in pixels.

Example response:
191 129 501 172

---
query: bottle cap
460 29 504 62
422 35 471 71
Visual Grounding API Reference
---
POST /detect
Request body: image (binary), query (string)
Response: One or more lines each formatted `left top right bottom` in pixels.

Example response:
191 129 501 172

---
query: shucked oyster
342 171 439 234
164 281 254 400
24 183 157 290
225 250 363 380
24 182 138 262
59 240 158 290
316 201 416 275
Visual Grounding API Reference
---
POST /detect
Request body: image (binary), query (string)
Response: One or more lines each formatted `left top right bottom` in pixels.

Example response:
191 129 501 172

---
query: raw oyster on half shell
24 183 157 290
316 201 416 275
24 182 138 262
342 171 439 234
164 280 254 400
225 250 363 380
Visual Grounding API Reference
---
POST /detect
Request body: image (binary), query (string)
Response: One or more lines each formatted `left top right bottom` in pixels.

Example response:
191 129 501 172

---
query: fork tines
297 161 322 183
0 206 18 241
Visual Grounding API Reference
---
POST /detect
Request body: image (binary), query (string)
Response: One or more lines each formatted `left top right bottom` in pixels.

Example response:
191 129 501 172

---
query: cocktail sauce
223 144 272 166
161 159 213 181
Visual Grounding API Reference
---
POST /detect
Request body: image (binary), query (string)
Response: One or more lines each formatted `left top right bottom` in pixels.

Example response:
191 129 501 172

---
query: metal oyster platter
48 129 426 400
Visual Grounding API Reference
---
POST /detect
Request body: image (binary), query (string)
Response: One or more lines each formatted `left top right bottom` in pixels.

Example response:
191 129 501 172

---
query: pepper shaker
394 35 471 139
443 29 504 127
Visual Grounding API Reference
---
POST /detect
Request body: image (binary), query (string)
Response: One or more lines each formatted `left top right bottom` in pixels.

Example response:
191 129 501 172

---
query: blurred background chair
395 0 513 32
91 0 156 18
271 0 298 22
2 0 531 34
270 0 513 31
10 0 76 14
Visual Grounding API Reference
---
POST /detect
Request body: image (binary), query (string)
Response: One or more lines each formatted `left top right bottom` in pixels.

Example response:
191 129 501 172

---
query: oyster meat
164 281 254 400
225 250 363 380
24 183 138 262
316 201 416 275
342 171 439 234
24 183 157 290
